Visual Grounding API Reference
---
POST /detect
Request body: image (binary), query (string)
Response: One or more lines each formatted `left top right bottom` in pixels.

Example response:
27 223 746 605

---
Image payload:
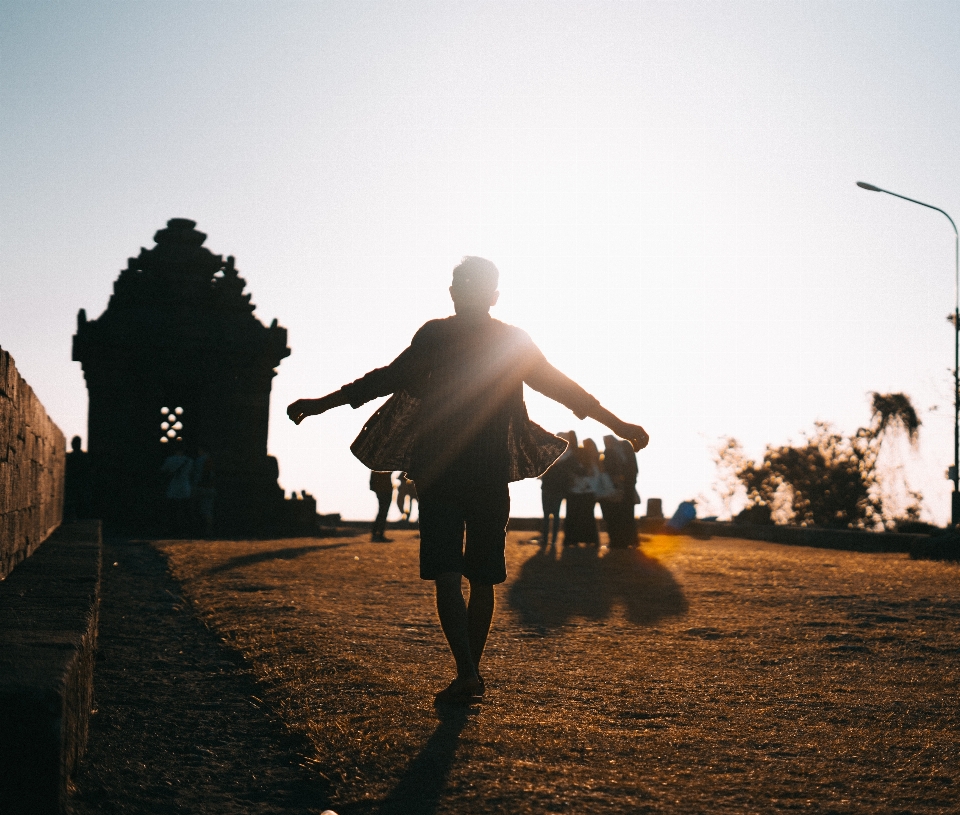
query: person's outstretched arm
584 403 649 453
287 324 431 425
287 390 352 425
523 351 649 452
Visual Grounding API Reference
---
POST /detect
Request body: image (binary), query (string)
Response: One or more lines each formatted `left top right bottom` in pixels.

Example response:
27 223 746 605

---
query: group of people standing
540 432 640 549
371 431 639 549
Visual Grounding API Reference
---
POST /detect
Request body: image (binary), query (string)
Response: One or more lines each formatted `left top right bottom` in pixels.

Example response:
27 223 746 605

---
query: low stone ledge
692 520 930 554
0 520 102 815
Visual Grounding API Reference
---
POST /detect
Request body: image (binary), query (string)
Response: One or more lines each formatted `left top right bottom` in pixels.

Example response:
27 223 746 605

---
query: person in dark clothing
564 438 603 547
64 435 93 521
288 256 648 704
599 435 640 548
160 441 194 537
192 446 217 538
539 430 577 548
370 470 395 542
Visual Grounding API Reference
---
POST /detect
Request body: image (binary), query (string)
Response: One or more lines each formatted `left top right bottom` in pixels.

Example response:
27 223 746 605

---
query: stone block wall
0 520 102 815
0 348 65 580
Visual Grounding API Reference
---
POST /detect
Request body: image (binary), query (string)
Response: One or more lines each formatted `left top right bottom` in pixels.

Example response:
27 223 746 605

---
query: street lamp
857 181 960 525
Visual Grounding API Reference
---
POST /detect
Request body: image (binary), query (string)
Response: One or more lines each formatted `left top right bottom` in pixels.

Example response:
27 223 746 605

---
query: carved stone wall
0 348 65 579
73 219 290 534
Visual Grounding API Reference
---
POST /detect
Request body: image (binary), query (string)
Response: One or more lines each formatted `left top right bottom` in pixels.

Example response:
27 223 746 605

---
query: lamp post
857 181 960 525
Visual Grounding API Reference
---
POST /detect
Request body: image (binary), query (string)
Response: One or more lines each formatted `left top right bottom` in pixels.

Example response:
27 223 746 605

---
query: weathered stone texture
0 520 101 815
0 348 65 580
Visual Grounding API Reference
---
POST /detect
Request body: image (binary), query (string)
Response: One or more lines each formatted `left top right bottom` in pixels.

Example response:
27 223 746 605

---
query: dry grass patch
158 531 960 814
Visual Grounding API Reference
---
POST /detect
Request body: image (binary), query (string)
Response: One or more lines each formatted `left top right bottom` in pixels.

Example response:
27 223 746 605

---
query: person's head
581 437 600 466
450 256 499 318
70 435 83 453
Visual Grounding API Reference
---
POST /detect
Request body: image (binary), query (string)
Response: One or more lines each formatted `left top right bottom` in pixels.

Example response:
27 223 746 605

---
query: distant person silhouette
599 435 640 548
397 473 418 521
564 438 605 547
64 435 93 521
192 446 216 538
539 430 578 548
288 256 648 704
160 440 194 537
370 470 395 542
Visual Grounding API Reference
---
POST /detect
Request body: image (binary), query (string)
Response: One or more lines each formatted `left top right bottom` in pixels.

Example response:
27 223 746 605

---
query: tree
718 393 922 529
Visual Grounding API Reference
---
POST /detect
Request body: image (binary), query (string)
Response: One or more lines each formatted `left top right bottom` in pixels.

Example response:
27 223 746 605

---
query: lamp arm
859 181 960 521
872 185 959 311
873 187 958 238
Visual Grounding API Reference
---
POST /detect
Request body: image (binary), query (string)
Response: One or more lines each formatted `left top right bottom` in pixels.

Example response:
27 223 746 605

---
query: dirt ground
71 530 960 813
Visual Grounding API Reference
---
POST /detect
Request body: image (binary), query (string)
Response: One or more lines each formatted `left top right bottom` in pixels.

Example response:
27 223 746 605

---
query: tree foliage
718 393 923 529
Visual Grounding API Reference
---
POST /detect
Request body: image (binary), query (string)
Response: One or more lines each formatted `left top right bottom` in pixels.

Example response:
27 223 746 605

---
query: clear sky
4 1 960 523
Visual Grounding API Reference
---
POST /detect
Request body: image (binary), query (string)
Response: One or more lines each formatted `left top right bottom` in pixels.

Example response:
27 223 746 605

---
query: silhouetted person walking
370 470 395 542
288 256 648 704
539 431 577 548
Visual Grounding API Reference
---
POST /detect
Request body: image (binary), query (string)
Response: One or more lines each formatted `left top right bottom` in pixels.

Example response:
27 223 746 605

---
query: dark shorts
417 480 510 585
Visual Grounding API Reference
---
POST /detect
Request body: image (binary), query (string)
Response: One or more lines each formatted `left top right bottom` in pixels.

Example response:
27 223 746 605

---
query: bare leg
467 581 495 672
434 572 479 681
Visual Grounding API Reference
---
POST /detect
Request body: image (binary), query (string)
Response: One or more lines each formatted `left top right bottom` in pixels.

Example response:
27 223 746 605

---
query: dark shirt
370 471 394 494
65 449 93 517
540 452 578 495
343 315 600 488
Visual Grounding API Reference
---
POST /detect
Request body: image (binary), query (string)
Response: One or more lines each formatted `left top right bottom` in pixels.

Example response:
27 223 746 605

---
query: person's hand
618 422 649 452
287 399 314 425
288 391 350 424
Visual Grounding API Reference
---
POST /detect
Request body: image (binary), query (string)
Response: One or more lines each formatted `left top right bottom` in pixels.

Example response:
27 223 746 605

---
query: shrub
717 393 922 530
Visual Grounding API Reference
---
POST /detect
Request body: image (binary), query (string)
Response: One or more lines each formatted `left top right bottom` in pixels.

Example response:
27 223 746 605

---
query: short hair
452 256 499 292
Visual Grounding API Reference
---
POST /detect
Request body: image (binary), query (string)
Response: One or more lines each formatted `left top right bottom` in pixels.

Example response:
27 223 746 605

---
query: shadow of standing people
507 543 687 629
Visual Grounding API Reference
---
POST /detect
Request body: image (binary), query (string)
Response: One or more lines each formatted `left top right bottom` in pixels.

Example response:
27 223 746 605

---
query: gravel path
68 538 330 814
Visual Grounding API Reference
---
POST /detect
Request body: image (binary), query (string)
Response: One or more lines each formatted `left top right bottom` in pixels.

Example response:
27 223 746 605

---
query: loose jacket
343 315 600 486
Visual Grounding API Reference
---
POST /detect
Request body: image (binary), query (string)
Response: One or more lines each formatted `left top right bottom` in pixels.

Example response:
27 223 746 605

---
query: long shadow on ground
204 542 350 575
335 706 471 815
68 538 331 815
507 543 687 629
376 706 470 815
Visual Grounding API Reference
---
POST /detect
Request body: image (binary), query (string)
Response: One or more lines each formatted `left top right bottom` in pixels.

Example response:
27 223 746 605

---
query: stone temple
73 218 299 534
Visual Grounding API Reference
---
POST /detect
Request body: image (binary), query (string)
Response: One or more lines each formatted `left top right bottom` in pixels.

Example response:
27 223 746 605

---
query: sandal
434 677 483 705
